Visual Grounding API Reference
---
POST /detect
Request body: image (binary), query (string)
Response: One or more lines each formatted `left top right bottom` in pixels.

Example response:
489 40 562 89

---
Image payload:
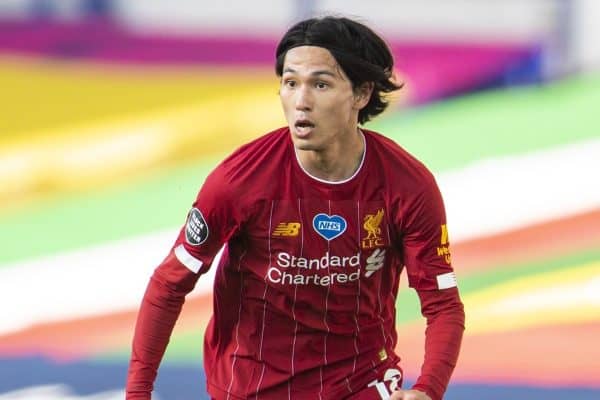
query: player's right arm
125 248 202 399
125 165 241 399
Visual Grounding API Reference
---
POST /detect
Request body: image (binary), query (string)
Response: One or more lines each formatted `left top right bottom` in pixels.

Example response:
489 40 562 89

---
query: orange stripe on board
0 294 213 361
395 321 600 387
453 209 600 273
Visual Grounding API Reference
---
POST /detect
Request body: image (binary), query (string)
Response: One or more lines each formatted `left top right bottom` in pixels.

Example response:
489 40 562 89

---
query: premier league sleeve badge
185 208 209 246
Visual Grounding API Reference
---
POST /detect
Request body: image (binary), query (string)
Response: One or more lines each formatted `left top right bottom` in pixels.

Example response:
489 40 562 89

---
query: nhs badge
312 213 347 241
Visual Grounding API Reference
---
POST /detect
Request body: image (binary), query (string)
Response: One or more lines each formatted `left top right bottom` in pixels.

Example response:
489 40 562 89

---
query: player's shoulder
209 126 290 188
363 128 435 184
225 127 289 161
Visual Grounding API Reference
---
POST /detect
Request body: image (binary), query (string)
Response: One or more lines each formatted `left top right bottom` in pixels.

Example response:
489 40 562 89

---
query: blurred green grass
373 73 600 171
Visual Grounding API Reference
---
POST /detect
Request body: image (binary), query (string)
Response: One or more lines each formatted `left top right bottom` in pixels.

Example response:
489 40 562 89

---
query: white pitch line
440 138 600 241
0 385 132 400
0 384 165 400
0 230 220 335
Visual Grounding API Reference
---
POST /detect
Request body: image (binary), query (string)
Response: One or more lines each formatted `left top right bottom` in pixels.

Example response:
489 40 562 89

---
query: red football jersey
127 127 463 400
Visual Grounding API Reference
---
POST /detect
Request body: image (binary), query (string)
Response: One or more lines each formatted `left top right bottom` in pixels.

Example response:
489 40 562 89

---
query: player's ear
354 82 374 109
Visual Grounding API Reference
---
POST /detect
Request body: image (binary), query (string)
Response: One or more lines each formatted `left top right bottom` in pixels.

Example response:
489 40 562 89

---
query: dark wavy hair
275 16 402 125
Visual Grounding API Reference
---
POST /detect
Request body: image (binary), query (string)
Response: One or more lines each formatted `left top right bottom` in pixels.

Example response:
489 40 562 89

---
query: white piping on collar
294 129 367 185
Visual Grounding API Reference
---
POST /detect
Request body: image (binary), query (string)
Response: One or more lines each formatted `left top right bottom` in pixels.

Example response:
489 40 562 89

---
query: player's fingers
390 390 431 400
389 389 404 399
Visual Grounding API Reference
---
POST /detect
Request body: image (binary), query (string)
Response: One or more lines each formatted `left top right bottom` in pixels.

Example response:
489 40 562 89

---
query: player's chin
292 140 321 152
291 135 319 151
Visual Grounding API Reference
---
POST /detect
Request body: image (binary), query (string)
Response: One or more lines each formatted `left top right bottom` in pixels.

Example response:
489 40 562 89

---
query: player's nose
294 86 313 111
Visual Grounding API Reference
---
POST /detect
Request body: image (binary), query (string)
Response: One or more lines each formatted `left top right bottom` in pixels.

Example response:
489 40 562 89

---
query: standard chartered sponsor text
269 251 361 286
277 251 359 269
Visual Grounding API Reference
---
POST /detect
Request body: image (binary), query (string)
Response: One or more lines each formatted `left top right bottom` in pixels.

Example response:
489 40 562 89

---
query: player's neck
297 128 365 182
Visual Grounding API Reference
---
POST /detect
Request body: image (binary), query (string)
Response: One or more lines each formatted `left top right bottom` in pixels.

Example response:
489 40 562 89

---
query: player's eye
315 82 328 89
284 80 296 88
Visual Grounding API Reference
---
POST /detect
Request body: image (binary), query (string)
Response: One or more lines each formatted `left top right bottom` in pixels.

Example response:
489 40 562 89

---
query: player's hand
389 389 432 400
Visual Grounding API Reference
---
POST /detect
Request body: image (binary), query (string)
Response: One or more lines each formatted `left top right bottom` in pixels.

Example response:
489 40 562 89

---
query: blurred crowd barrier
1 0 599 71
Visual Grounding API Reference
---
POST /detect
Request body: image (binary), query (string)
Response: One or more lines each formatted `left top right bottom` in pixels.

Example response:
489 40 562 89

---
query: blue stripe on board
0 356 205 398
0 357 598 399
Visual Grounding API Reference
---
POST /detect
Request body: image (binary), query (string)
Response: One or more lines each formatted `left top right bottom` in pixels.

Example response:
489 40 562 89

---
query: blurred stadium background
0 0 599 399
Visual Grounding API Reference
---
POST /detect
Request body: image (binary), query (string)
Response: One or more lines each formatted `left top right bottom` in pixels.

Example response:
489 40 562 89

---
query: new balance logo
272 222 301 237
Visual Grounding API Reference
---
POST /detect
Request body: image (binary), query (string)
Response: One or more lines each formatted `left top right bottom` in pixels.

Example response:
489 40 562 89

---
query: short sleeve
400 175 456 291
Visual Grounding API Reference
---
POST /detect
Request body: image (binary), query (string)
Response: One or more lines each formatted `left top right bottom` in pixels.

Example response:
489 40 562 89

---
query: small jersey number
367 368 402 399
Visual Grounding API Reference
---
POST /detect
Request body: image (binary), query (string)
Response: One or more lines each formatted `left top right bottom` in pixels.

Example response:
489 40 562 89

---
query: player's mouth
294 119 315 137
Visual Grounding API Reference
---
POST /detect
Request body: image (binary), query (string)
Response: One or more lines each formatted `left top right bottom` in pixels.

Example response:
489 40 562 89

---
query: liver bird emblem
363 209 384 240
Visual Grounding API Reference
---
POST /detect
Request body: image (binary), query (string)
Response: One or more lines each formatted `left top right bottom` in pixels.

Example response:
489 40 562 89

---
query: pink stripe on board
0 20 542 104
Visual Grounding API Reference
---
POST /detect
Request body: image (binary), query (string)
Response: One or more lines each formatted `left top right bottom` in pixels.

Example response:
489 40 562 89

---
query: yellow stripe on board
0 56 278 144
463 261 600 335
0 85 284 207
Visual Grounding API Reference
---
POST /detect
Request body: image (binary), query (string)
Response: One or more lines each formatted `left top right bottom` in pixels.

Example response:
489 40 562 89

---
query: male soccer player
126 16 465 400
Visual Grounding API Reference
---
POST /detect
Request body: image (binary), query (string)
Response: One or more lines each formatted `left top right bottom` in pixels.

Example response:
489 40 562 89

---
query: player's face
279 46 367 152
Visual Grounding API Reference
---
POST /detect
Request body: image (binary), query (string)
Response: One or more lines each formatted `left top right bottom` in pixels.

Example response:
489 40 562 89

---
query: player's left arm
400 174 465 400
